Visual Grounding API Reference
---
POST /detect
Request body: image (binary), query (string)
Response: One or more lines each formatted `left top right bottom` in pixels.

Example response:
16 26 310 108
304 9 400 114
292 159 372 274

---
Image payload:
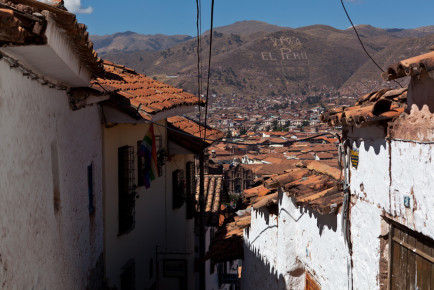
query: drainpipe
340 140 353 290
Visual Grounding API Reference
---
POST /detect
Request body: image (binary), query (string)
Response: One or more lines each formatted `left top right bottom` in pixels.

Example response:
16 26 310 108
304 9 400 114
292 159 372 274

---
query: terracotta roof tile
320 88 407 127
383 51 434 81
204 213 250 262
92 61 202 117
167 116 224 144
0 0 102 75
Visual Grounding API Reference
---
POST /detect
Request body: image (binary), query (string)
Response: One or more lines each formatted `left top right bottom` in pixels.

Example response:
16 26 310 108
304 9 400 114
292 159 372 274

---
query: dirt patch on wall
388 105 434 141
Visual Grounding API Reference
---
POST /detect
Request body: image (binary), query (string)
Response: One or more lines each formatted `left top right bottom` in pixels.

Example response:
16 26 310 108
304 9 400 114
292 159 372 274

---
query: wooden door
390 224 434 289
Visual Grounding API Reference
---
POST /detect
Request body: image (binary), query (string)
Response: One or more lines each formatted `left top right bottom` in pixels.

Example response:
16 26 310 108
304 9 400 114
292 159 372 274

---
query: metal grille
118 146 135 235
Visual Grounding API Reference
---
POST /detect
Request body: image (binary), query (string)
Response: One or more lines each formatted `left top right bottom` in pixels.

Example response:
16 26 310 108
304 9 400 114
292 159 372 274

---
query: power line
195 0 203 139
340 0 403 88
203 0 215 144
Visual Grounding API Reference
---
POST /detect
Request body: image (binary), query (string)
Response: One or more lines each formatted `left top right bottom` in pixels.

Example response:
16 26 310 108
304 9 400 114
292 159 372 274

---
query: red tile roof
195 175 225 225
383 51 434 81
92 60 202 119
0 0 101 75
320 88 407 127
167 116 224 144
204 213 250 262
206 161 343 262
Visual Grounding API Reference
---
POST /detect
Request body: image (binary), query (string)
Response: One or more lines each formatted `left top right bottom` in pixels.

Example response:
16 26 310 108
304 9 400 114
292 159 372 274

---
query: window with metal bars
186 162 195 219
118 146 135 235
172 169 185 209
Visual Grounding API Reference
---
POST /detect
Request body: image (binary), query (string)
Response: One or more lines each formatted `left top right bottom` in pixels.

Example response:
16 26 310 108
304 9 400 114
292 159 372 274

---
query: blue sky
72 0 434 36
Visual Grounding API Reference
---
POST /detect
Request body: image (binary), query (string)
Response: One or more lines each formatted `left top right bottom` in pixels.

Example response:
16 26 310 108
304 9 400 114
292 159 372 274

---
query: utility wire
340 0 403 88
203 0 215 144
196 0 203 138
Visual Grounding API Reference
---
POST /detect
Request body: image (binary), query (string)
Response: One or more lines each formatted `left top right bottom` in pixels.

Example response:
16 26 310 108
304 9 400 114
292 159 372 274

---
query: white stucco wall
348 127 434 240
347 126 390 210
389 141 434 239
0 59 103 289
350 200 382 290
103 122 195 289
347 126 434 289
242 191 349 290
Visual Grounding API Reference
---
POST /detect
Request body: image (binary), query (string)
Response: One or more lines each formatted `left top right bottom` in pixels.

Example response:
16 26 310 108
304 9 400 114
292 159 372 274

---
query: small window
172 170 185 209
87 162 95 215
120 259 135 290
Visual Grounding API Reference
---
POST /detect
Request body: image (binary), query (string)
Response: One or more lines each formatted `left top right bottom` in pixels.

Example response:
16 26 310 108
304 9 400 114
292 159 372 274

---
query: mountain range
91 21 434 97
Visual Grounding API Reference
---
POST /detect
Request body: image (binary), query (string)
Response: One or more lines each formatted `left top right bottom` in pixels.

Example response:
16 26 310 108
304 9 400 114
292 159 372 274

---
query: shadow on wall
241 241 290 290
301 205 338 236
242 203 304 289
361 139 387 155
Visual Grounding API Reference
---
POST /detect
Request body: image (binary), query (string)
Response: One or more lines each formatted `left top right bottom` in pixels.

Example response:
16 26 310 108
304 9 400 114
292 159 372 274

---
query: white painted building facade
0 3 106 287
241 53 434 289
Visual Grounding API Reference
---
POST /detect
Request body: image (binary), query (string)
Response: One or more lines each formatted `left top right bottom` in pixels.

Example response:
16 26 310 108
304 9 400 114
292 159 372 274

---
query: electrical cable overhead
340 0 403 88
203 0 215 144
196 0 203 138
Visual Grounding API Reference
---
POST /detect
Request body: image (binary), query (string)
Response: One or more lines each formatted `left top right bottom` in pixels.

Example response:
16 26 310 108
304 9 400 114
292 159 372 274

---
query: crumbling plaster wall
347 122 434 289
350 199 383 289
407 71 434 113
389 141 434 238
0 59 103 289
242 191 349 290
348 125 433 237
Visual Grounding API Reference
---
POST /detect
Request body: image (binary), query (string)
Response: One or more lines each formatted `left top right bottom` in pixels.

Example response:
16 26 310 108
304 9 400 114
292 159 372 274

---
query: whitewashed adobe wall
0 59 103 289
347 124 434 289
242 191 350 290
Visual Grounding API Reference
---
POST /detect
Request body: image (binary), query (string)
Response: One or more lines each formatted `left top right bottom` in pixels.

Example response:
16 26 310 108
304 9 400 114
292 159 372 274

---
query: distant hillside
342 33 434 90
91 32 193 55
96 21 434 97
211 20 288 35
